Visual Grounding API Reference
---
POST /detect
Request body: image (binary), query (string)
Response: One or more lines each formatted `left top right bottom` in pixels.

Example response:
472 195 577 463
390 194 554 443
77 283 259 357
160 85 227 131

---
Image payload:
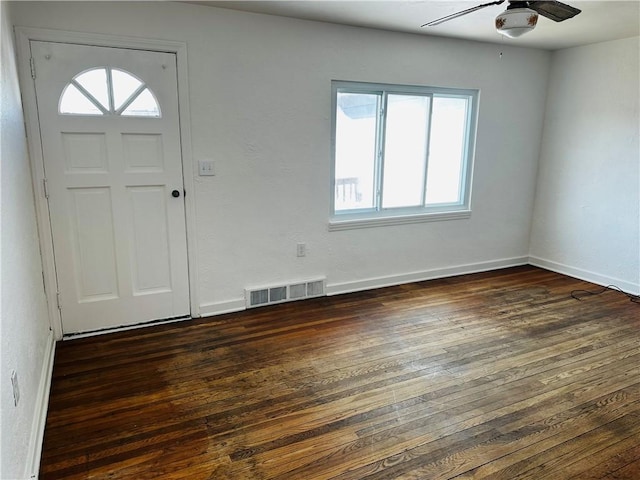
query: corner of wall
528 37 640 294
1 2 55 479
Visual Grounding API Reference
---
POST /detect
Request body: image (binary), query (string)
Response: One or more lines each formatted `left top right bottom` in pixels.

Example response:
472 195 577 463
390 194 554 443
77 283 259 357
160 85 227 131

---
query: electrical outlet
296 243 306 257
198 160 215 176
11 370 20 406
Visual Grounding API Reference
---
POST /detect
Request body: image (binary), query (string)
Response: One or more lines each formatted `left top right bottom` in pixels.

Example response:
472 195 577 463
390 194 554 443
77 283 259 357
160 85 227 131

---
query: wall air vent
289 283 307 300
245 278 326 308
307 280 324 296
269 286 287 303
249 289 269 307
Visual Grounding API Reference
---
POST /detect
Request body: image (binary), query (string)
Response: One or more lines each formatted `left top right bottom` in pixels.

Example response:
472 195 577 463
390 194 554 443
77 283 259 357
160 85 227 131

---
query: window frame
330 80 479 231
58 66 162 118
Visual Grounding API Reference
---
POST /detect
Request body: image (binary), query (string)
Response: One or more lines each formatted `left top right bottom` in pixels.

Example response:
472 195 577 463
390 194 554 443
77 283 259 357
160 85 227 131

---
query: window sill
328 210 471 231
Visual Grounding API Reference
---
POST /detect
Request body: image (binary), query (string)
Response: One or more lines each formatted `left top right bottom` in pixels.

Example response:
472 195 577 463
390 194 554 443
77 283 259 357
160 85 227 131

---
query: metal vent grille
245 278 325 308
270 286 287 302
289 283 307 299
250 289 269 307
307 280 324 297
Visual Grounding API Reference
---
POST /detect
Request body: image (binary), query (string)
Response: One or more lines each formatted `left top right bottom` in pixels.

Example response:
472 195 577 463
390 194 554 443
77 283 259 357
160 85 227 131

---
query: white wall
9 1 550 315
1 2 54 478
530 37 640 294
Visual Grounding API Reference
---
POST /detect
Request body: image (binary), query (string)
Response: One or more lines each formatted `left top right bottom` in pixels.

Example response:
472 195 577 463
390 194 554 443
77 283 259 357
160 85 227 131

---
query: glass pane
59 84 103 115
382 95 430 209
122 88 161 117
334 92 379 211
74 68 109 110
425 96 468 205
112 69 143 110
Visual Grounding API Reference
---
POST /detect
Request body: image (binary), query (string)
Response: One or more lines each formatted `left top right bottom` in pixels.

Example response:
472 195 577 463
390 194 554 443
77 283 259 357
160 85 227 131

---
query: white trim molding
15 27 200 338
529 256 640 296
26 331 55 479
329 210 471 231
326 256 529 296
199 299 247 318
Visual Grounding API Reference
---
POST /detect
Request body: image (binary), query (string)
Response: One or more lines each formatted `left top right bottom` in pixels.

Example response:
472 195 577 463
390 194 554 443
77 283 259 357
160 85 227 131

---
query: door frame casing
15 27 200 340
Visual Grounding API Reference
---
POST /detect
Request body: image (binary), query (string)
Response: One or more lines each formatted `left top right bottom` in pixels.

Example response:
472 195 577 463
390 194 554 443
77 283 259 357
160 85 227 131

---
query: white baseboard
198 258 527 317
197 255 640 318
199 258 528 317
199 298 246 318
26 330 56 479
326 256 529 296
529 256 640 295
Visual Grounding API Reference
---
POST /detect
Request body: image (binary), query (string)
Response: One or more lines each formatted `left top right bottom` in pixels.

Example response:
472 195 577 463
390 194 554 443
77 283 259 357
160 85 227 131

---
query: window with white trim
331 81 478 229
59 67 161 117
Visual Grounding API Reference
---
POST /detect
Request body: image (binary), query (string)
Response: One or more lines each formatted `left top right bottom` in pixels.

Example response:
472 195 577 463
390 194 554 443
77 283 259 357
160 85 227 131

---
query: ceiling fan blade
421 0 505 27
528 1 581 22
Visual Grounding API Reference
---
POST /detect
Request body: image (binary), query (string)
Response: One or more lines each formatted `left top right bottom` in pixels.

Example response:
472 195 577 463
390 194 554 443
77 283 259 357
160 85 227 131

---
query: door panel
122 134 164 172
62 133 109 172
127 186 172 295
31 41 190 334
68 187 119 302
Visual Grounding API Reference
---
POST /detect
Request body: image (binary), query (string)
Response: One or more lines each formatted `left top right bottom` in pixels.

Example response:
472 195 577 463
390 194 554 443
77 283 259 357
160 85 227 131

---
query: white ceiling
189 0 640 50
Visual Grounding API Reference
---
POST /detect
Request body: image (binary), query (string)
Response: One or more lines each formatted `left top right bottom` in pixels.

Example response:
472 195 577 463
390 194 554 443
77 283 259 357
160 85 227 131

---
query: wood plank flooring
39 266 640 479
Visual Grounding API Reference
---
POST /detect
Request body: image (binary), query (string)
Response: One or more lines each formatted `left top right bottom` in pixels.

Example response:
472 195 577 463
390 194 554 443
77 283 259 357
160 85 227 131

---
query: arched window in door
59 67 161 117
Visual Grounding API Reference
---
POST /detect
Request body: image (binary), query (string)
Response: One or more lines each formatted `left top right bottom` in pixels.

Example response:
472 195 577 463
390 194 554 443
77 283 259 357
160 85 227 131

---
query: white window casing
330 80 479 230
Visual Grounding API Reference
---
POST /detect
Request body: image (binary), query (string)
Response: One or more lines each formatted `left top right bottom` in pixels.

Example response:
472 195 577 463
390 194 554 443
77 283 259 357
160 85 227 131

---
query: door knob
172 190 181 198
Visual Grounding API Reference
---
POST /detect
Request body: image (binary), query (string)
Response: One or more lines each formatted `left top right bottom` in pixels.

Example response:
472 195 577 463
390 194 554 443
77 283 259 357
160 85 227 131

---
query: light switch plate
199 160 215 176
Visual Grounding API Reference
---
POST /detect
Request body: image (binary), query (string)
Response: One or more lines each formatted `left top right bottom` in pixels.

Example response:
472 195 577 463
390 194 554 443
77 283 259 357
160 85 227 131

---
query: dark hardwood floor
40 266 640 479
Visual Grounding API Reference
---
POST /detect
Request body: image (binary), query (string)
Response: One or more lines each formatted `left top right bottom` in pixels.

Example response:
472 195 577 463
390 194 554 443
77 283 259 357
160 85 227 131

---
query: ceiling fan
422 1 581 38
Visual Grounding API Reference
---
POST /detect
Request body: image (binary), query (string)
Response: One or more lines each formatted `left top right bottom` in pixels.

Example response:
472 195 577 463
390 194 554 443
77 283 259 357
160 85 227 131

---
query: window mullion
115 84 147 116
70 80 109 115
421 94 434 206
105 68 115 114
376 92 388 211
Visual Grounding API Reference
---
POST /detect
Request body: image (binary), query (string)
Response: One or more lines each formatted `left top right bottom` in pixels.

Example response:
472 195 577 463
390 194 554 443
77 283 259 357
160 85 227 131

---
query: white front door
31 41 190 334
